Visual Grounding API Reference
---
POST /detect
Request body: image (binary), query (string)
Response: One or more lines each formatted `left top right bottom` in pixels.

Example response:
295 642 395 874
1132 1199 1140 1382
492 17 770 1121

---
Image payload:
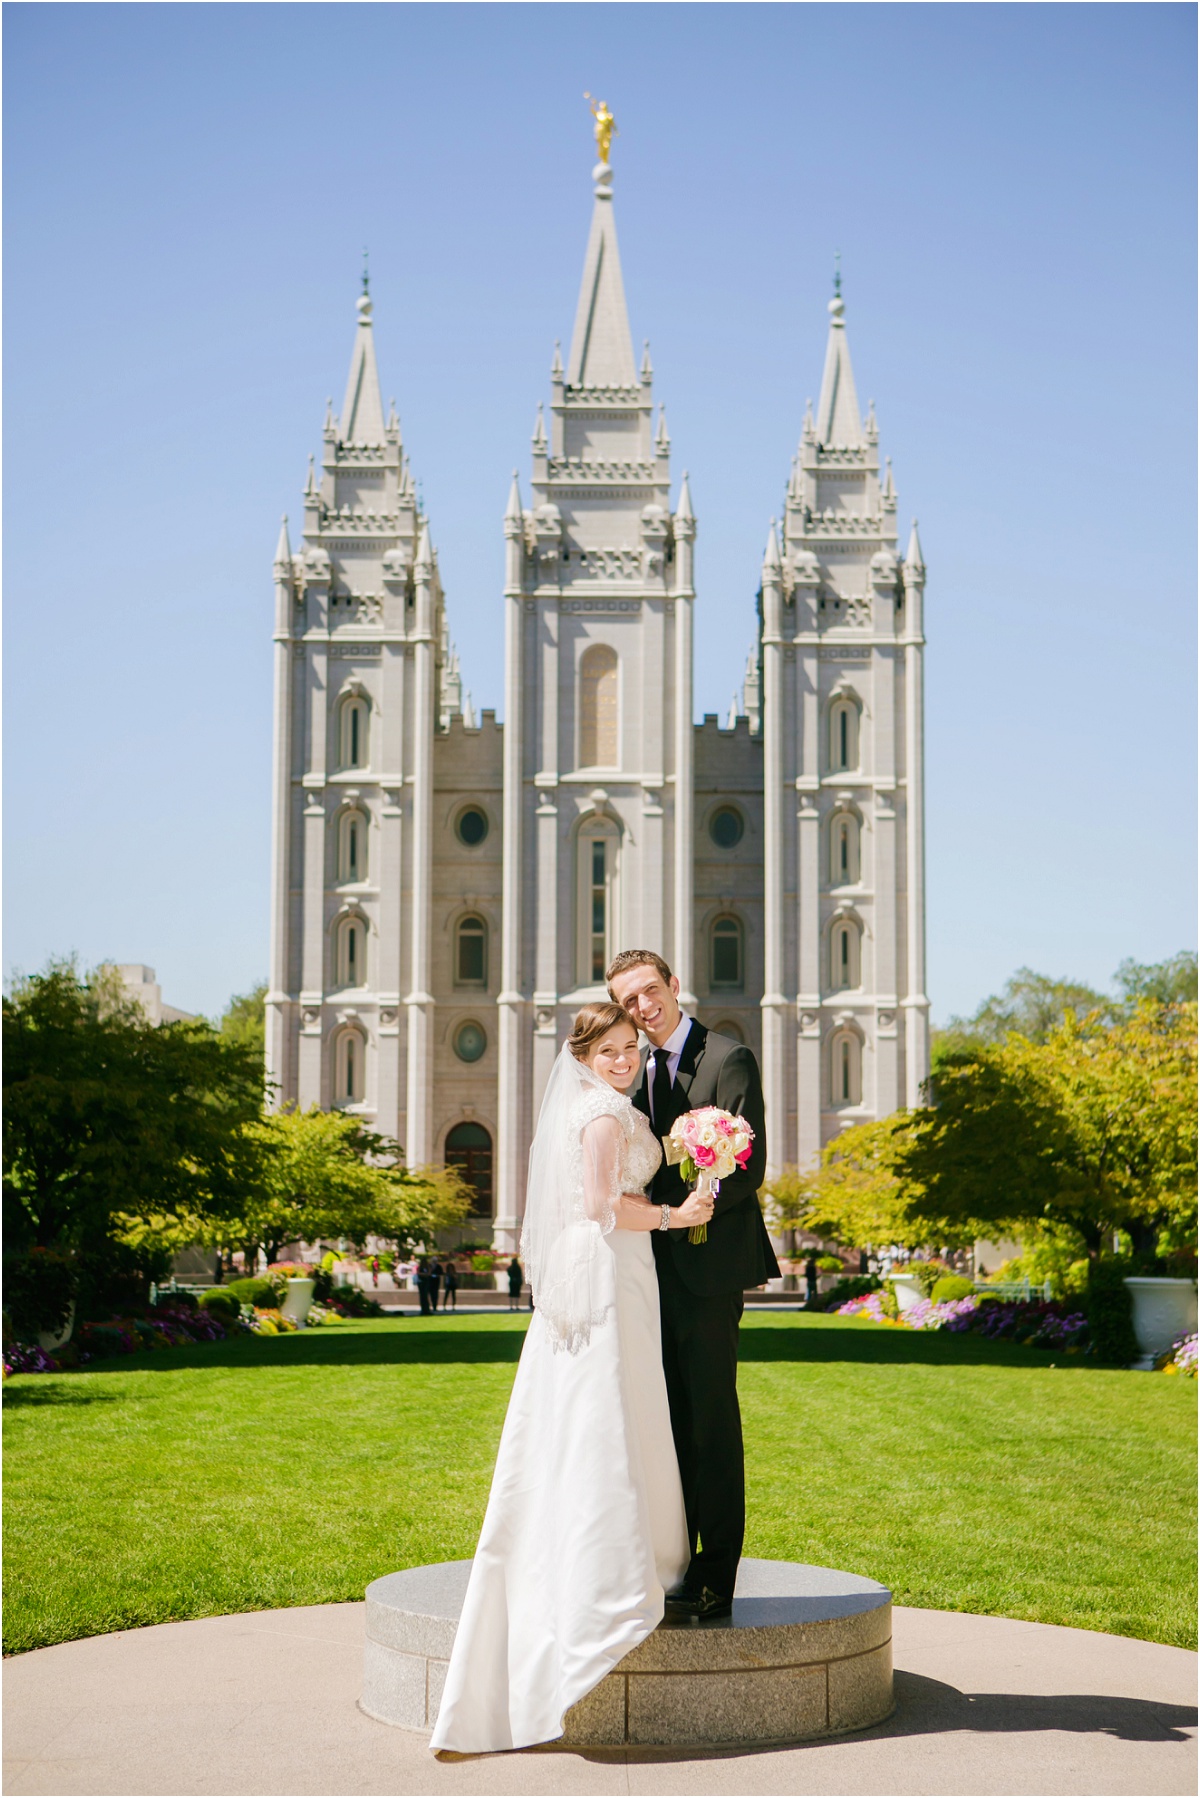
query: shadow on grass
2 1382 122 1408
738 1322 1092 1371
6 1310 1100 1385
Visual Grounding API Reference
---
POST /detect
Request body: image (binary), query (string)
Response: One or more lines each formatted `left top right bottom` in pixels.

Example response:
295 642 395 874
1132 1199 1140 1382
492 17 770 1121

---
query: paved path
4 1602 1194 1796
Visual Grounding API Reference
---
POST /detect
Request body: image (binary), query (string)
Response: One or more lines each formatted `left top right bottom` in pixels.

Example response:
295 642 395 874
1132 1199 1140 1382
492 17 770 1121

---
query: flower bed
3 1303 245 1375
1158 1332 1198 1377
838 1290 1091 1352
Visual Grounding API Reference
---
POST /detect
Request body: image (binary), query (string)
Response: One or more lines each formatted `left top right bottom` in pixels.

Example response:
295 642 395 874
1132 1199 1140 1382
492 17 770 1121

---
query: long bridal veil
519 1043 631 1354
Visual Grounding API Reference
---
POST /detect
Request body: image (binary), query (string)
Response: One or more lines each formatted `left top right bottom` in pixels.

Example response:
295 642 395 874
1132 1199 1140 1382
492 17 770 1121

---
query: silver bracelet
659 1203 671 1232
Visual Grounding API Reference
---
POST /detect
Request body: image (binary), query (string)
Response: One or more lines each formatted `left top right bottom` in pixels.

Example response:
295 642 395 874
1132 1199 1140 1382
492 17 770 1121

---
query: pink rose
734 1146 753 1167
693 1143 717 1168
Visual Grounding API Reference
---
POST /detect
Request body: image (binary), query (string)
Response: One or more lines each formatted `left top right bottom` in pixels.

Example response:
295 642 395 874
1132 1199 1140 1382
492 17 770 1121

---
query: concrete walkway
4 1602 1194 1797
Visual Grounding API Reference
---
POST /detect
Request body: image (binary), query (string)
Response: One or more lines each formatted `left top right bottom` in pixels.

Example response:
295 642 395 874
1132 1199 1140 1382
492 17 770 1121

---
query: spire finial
584 93 616 166
362 247 370 296
833 249 842 298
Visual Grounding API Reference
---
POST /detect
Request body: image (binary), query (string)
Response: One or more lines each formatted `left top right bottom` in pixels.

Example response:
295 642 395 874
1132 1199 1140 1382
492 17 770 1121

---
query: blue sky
4 2 1195 1020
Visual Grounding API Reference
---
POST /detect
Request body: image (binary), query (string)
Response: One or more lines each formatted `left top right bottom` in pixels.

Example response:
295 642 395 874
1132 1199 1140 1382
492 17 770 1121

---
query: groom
607 949 778 1619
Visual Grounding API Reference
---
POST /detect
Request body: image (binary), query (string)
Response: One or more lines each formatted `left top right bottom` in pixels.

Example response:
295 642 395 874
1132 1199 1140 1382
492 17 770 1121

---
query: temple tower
493 148 697 1249
759 280 930 1177
266 281 472 1149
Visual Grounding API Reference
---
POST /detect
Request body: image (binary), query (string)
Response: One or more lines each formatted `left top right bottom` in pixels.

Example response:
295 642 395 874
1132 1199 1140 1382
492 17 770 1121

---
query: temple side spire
340 289 386 443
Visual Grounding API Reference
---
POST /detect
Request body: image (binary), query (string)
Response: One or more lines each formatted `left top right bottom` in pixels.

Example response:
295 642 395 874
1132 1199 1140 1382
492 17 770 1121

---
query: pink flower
734 1145 753 1167
693 1143 717 1168
715 1117 734 1135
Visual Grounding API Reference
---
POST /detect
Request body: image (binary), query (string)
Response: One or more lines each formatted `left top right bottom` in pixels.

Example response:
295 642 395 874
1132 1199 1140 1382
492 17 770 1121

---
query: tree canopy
3 960 264 1254
200 1107 473 1265
766 974 1197 1264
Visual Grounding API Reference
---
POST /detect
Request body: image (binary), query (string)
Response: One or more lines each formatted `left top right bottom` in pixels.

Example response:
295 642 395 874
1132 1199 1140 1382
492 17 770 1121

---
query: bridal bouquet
662 1107 755 1243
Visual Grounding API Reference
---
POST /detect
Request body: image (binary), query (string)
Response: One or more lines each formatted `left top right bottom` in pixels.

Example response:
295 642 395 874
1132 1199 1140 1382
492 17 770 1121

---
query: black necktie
651 1048 673 1135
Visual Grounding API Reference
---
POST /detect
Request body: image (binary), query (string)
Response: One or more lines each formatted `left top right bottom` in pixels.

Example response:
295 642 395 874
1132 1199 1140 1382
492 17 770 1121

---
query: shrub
309 1265 334 1303
329 1283 382 1318
815 1255 844 1273
470 1253 496 1272
1085 1258 1139 1366
931 1275 976 1304
198 1288 240 1321
810 1274 879 1312
222 1276 278 1309
2 1247 78 1340
907 1259 954 1297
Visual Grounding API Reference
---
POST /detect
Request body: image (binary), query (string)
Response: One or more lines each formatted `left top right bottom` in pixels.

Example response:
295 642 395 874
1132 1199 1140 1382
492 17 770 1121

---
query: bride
430 1002 715 1755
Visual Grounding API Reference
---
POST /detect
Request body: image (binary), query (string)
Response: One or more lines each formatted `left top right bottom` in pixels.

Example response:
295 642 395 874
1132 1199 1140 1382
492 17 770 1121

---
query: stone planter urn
279 1278 316 1326
1123 1277 1198 1369
37 1303 76 1352
887 1272 925 1314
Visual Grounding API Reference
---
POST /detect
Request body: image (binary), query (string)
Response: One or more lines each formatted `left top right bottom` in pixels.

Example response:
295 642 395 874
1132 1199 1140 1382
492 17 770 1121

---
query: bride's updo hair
568 1001 636 1062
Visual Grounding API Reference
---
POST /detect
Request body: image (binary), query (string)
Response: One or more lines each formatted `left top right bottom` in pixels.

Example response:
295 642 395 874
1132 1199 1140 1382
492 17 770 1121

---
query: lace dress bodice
621 1104 663 1197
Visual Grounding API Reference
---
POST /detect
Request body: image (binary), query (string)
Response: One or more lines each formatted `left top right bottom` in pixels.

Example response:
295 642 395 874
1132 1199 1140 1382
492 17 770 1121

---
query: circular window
456 807 488 847
453 1020 487 1063
709 806 744 849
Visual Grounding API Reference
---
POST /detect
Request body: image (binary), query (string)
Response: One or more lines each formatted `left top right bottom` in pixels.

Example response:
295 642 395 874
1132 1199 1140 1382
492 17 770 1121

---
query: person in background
804 1253 819 1306
442 1256 460 1312
416 1257 432 1316
428 1255 443 1313
506 1255 524 1311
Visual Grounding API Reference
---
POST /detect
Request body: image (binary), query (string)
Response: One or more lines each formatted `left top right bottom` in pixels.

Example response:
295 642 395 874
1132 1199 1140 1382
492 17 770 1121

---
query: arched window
338 694 370 770
338 809 368 883
830 811 860 886
711 1018 746 1044
830 1030 862 1108
710 915 743 989
577 816 619 985
335 1029 366 1104
830 917 861 991
456 914 487 986
445 1122 493 1215
336 914 366 988
579 644 619 768
829 697 860 772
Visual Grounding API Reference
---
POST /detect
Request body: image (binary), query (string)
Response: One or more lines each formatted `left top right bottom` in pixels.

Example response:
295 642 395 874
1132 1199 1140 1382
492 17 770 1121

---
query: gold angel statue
584 93 616 165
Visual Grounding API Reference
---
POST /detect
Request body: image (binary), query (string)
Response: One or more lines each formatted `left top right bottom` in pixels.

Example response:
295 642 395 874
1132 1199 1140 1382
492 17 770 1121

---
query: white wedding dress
429 1082 689 1754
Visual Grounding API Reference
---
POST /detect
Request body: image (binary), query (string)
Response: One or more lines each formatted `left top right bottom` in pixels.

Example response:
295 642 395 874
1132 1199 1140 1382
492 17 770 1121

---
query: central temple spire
566 133 637 388
340 288 386 444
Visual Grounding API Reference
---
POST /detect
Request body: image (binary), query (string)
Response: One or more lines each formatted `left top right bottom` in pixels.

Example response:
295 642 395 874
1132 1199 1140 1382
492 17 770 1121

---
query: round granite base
362 1558 893 1748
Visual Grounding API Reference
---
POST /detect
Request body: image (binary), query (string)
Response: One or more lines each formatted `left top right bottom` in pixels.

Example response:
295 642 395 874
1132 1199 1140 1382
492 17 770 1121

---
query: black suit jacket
633 1020 780 1298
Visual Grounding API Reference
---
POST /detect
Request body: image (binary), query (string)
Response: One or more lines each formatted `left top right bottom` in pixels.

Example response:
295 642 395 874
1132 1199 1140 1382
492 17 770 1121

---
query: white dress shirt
648 1011 693 1128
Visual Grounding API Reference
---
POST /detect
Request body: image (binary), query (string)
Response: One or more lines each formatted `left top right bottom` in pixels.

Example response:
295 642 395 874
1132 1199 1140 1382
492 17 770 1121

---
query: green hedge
1086 1259 1138 1366
219 1277 278 1309
932 1275 976 1304
197 1289 240 1321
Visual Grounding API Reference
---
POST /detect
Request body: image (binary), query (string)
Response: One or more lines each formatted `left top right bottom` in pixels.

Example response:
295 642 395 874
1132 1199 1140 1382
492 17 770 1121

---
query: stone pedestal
362 1557 892 1748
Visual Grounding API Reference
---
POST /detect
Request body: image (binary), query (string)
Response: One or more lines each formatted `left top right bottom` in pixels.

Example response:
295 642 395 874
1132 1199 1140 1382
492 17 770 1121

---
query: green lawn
4 1312 1195 1656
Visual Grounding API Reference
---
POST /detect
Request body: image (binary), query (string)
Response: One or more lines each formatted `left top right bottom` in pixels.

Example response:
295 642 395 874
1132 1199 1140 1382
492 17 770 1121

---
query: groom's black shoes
663 1584 732 1622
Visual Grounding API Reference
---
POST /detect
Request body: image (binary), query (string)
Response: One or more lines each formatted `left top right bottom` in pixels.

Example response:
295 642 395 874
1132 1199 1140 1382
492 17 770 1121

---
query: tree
900 1002 1197 1259
1113 951 1198 1012
201 1107 473 1266
3 960 265 1255
217 981 268 1059
765 1116 976 1253
934 966 1107 1061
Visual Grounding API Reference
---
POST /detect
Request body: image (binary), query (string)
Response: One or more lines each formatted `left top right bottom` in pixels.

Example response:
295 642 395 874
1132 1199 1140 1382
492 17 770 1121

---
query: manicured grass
4 1312 1195 1655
